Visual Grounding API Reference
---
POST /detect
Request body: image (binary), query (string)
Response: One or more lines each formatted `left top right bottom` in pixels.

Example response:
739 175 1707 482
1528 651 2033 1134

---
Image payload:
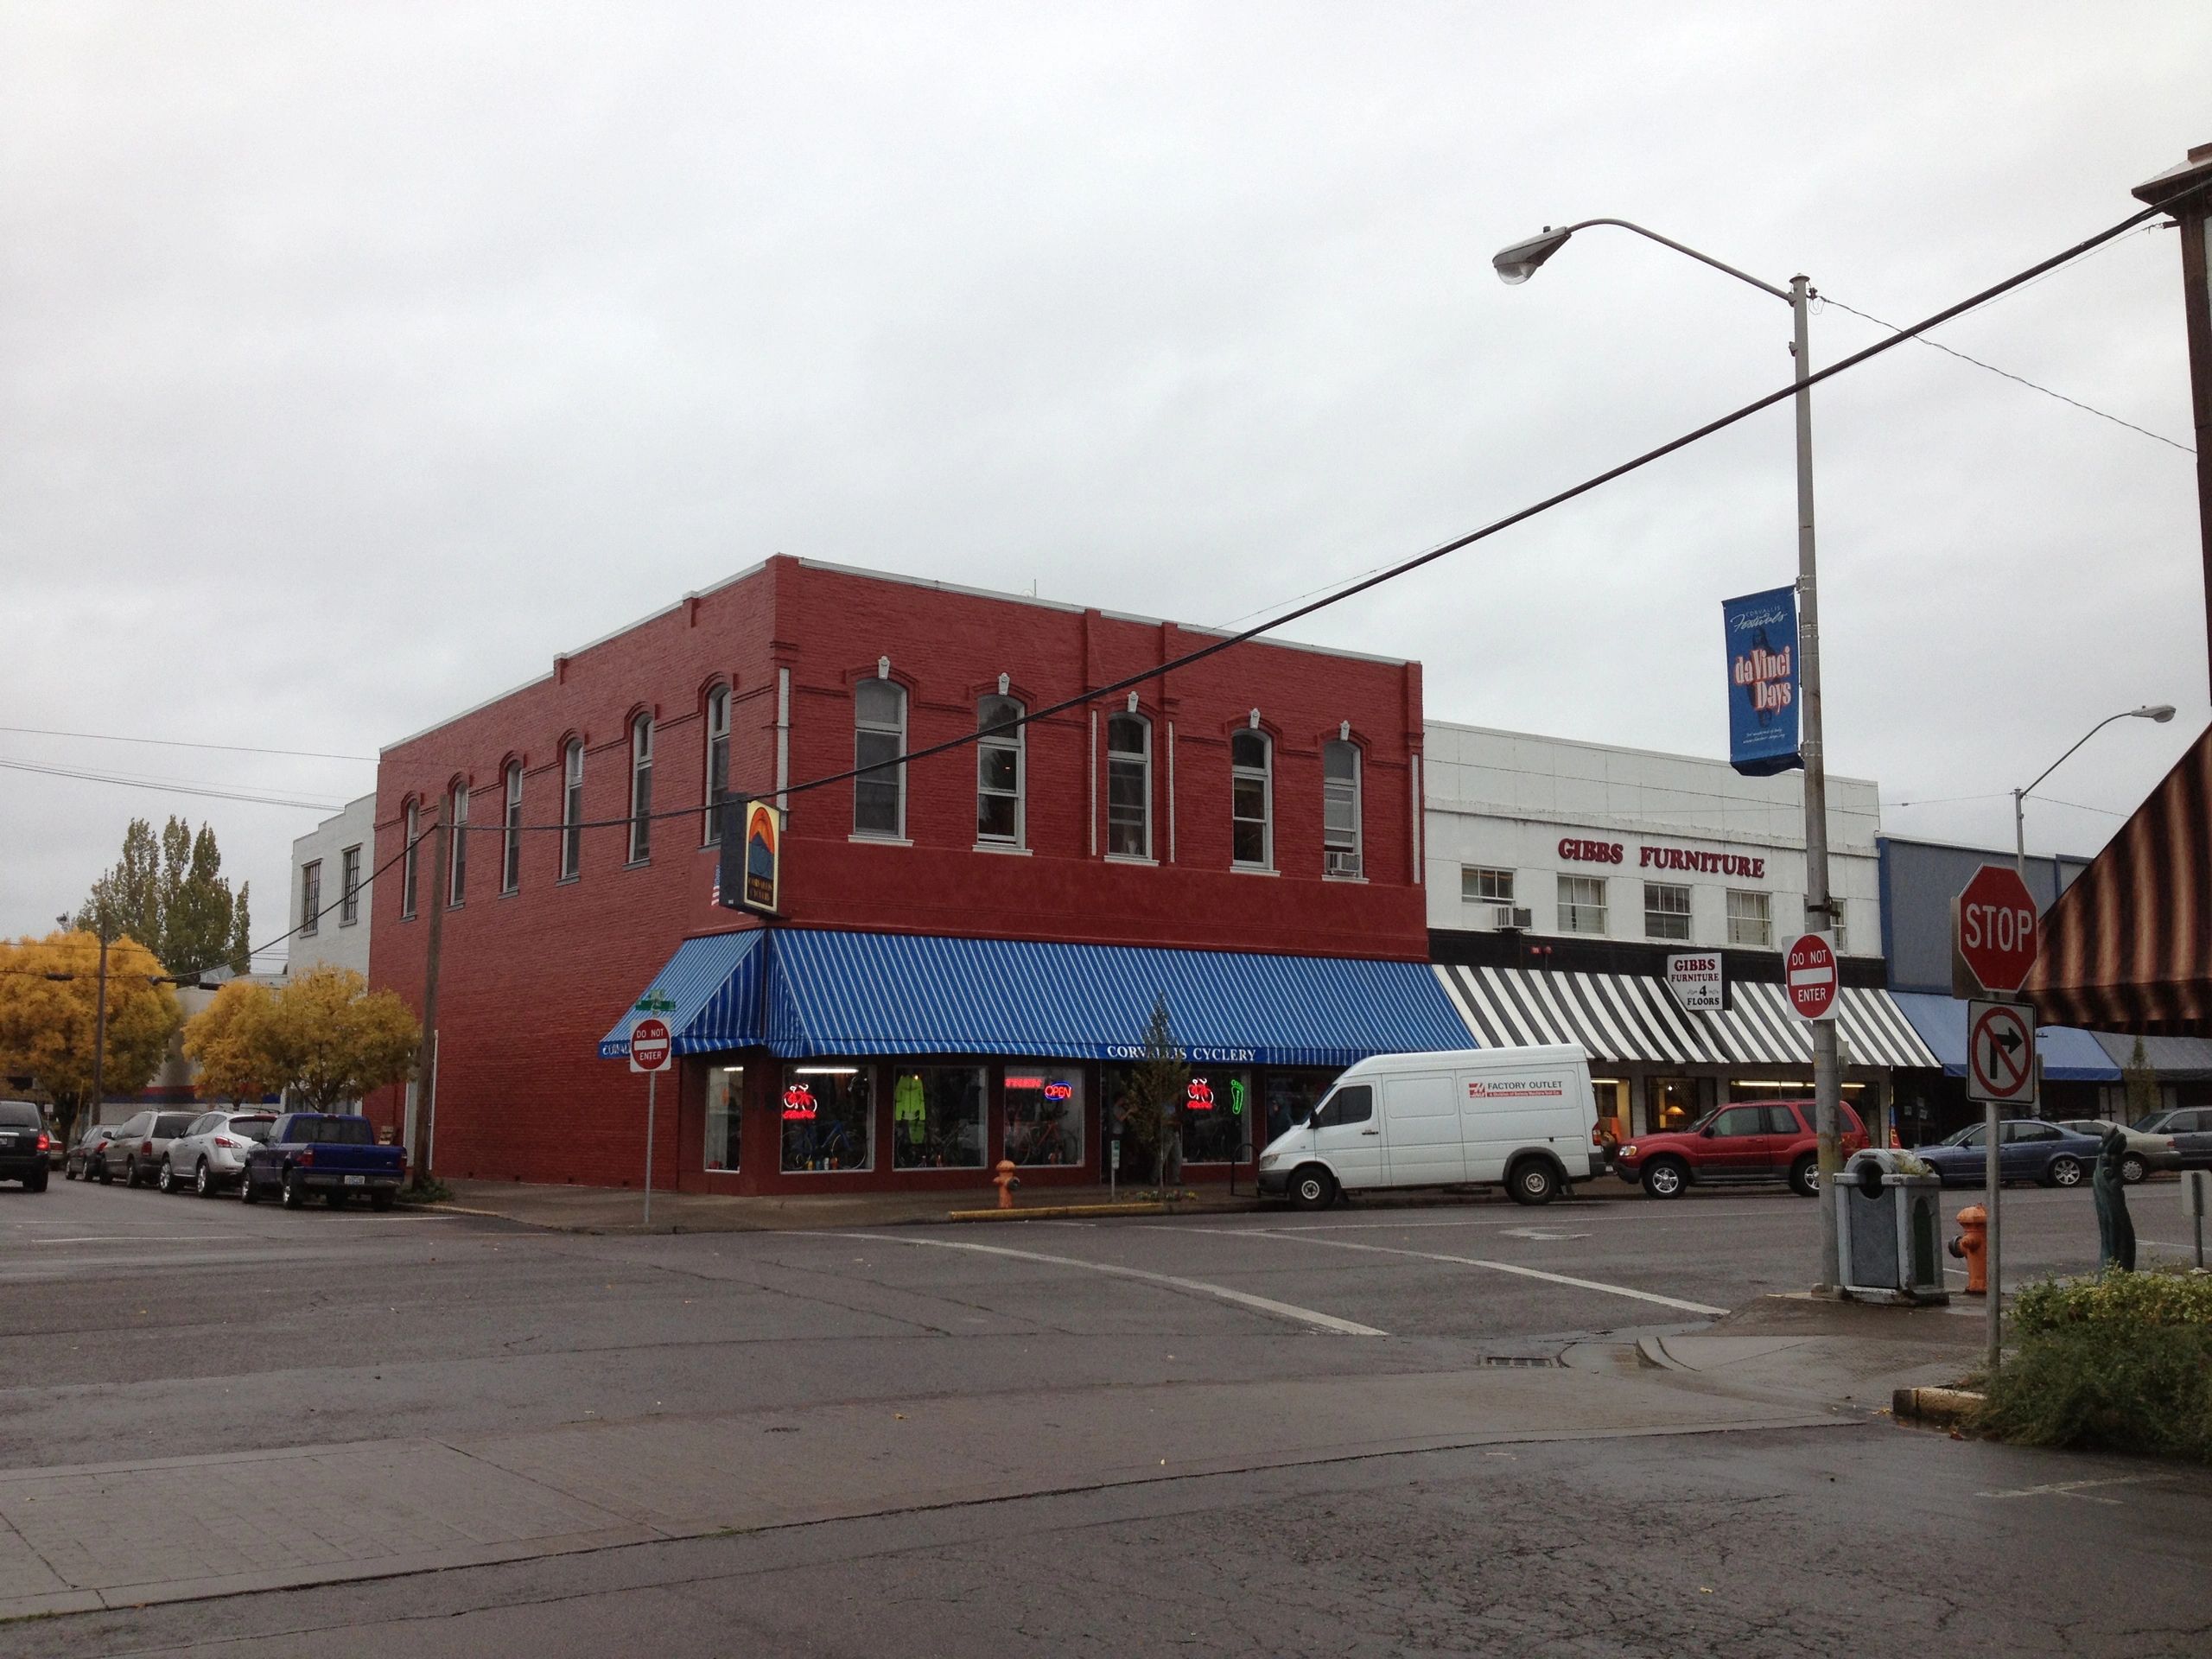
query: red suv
1614 1099 1866 1198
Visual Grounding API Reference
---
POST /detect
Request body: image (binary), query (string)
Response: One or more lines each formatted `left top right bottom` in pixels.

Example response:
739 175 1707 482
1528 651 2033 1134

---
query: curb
1891 1385 1982 1427
948 1202 1170 1222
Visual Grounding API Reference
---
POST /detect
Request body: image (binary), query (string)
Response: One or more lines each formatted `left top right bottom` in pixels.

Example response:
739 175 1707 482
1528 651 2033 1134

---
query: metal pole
1985 1096 2002 1372
2013 786 2027 882
88 920 110 1129
413 815 448 1180
1792 275 1841 1294
643 1069 657 1228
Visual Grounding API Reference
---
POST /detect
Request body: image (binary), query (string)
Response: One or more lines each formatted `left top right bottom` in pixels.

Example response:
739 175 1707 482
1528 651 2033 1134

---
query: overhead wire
0 726 377 763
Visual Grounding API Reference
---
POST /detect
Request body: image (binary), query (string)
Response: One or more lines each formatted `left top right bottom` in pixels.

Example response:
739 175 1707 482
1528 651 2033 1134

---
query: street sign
1966 999 2037 1106
1953 864 2039 996
1783 931 1839 1021
628 1016 673 1074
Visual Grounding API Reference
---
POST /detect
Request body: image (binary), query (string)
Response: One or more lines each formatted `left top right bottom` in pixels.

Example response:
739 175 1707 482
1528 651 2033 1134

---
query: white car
158 1110 278 1197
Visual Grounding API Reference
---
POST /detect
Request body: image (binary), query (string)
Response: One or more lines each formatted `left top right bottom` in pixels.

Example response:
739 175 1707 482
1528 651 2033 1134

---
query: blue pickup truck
240 1113 406 1211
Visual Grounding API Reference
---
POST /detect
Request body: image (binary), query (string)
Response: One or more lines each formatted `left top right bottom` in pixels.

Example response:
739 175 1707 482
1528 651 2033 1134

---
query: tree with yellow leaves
0 930 182 1144
180 980 286 1104
250 966 419 1111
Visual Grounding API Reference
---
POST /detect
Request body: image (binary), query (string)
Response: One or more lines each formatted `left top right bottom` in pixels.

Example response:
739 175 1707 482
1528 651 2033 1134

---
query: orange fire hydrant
1949 1204 1988 1295
993 1158 1020 1211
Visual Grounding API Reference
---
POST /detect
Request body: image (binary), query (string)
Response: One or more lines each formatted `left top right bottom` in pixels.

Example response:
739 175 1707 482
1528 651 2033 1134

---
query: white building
288 793 375 980
1421 724 1936 1141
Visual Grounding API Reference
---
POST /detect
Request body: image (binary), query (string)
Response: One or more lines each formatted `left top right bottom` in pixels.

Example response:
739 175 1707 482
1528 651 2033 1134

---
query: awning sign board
1666 951 1725 1014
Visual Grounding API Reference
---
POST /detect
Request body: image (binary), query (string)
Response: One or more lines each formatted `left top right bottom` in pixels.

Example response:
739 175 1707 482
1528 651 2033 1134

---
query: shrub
1977 1269 2212 1461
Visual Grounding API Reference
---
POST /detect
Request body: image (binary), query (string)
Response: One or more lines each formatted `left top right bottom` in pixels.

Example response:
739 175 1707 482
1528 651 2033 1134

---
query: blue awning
601 927 1471 1066
1890 993 2122 1083
597 929 766 1058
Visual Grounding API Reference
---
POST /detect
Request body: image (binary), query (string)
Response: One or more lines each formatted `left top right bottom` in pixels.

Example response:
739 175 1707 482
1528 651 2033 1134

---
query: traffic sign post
629 1016 673 1226
1782 931 1842 1288
1953 865 2041 1376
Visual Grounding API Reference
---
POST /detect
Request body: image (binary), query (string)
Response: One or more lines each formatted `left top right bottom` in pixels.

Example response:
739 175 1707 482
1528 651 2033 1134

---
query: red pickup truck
1614 1099 1866 1198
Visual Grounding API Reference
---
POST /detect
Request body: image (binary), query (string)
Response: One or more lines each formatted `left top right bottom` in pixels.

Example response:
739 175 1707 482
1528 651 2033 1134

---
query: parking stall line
819 1233 1388 1337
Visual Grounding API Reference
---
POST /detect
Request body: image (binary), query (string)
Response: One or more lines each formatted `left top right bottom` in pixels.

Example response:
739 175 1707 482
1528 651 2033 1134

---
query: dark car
241 1113 406 1210
64 1121 118 1180
1917 1118 2102 1188
2130 1105 2212 1170
1615 1099 1868 1198
0 1101 52 1191
98 1109 203 1187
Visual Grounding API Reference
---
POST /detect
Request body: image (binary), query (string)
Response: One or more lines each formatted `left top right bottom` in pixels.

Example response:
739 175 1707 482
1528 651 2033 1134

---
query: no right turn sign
1967 999 2037 1106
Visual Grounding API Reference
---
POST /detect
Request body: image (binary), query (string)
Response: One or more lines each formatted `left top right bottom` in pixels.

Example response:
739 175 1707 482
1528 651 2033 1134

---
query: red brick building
369 557 1467 1194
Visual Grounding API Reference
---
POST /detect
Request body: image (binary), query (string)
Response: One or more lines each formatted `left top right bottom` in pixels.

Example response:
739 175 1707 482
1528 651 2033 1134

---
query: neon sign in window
1186 1077 1216 1111
781 1084 817 1121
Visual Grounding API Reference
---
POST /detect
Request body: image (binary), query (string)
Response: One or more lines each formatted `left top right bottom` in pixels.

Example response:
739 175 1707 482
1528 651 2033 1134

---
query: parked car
1614 1098 1867 1198
1256 1044 1599 1210
98 1109 204 1188
158 1110 278 1197
1917 1118 2103 1188
0 1101 51 1192
240 1113 406 1210
2051 1118 2178 1183
2129 1105 2212 1170
64 1121 117 1180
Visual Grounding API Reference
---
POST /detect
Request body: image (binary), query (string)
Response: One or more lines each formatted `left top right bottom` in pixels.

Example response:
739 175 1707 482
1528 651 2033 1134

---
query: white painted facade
1422 723 1883 957
288 793 375 979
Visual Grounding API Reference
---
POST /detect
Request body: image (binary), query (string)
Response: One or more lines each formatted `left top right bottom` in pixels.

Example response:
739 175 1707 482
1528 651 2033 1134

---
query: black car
0 1101 52 1192
64 1122 117 1180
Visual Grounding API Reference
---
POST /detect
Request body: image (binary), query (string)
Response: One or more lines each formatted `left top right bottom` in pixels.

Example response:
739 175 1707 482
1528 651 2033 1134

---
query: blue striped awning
600 927 1471 1066
597 929 766 1058
1890 993 2122 1082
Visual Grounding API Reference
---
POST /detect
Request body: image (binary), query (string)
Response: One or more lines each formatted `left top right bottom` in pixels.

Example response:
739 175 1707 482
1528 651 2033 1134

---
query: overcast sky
3 3 2207 961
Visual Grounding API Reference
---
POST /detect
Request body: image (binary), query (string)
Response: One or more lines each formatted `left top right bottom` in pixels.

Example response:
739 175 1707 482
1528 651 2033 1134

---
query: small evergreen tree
1127 995 1190 1199
2122 1036 2158 1127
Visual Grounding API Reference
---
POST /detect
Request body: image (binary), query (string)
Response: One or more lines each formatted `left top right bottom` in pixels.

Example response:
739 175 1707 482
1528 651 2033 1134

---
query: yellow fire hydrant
1949 1204 1988 1296
993 1158 1020 1211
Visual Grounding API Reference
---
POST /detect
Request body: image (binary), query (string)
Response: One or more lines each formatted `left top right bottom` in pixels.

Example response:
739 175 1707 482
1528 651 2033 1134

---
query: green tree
227 881 252 977
76 818 162 947
76 815 247 979
1126 995 1190 1198
2123 1036 2159 1127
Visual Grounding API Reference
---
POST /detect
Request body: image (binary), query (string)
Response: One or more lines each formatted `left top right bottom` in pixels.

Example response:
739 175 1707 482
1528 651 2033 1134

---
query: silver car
99 1109 202 1187
2054 1118 2180 1183
158 1110 278 1197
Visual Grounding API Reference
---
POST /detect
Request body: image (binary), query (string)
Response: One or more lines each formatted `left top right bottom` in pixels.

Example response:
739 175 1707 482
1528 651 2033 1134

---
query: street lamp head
1492 226 1573 285
2135 704 2177 723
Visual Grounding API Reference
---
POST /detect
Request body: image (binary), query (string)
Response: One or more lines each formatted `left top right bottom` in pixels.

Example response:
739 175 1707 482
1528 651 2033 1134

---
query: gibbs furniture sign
1722 585 1802 777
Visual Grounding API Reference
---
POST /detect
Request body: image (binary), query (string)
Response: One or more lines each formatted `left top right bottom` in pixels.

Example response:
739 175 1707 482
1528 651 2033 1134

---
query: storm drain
1477 1355 1566 1369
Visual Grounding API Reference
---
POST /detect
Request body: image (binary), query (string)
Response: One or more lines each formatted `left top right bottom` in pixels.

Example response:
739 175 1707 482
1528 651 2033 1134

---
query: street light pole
89 909 111 1135
1497 218 1842 1290
2012 705 2177 885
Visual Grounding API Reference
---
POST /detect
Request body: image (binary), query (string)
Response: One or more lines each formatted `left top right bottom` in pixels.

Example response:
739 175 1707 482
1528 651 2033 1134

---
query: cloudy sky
3 3 2206 960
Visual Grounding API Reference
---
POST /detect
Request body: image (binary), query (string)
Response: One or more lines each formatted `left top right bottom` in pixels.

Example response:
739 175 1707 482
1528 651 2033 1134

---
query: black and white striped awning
1433 964 1938 1071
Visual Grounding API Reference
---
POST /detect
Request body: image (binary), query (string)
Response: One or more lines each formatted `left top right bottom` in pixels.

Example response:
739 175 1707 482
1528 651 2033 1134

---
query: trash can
1836 1148 1948 1305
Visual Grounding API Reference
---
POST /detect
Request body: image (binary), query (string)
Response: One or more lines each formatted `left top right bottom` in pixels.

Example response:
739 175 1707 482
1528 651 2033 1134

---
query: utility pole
411 813 447 1181
89 906 111 1136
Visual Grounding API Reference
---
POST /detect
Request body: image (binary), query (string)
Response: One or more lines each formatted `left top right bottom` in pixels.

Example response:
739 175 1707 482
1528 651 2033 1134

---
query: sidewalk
1625 1292 1989 1413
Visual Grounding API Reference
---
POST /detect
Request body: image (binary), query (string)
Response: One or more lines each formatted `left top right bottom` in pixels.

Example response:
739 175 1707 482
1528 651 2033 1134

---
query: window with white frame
1726 888 1772 947
1321 740 1361 875
1832 903 1849 954
853 680 906 837
340 845 361 925
1557 874 1606 935
1461 866 1514 904
561 741 583 879
1106 714 1150 858
976 695 1024 845
402 800 419 917
703 686 730 846
299 861 321 937
447 783 468 905
1230 729 1272 868
502 761 523 893
1643 882 1692 940
628 715 653 863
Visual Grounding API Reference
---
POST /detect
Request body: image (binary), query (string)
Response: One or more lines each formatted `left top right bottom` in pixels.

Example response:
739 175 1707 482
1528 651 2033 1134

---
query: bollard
1949 1203 1988 1296
993 1158 1020 1211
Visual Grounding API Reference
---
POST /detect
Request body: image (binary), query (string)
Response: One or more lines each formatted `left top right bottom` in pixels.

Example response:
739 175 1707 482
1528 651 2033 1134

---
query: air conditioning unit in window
1493 906 1533 931
1325 850 1363 878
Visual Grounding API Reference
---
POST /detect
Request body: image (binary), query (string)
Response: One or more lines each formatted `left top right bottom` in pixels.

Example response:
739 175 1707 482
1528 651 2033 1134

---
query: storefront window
704 1065 743 1173
1651 1077 1699 1133
889 1066 987 1168
1180 1070 1249 1164
780 1064 874 1172
1004 1066 1084 1166
1262 1071 1336 1145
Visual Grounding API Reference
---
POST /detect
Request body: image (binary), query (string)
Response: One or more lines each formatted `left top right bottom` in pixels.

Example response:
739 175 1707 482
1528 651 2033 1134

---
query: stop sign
1784 931 1839 1020
1955 864 2039 995
628 1016 672 1074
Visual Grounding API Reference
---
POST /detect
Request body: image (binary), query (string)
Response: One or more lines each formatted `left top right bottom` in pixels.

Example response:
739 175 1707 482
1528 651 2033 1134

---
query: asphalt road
3 1173 2208 1656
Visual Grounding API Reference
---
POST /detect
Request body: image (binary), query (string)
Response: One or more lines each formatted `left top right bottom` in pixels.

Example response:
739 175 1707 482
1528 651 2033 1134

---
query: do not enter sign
1954 864 2039 996
628 1017 672 1074
1784 931 1839 1021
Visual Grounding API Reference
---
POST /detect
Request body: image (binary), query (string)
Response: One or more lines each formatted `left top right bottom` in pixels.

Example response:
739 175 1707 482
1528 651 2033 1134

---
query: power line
0 758 345 813
0 726 377 763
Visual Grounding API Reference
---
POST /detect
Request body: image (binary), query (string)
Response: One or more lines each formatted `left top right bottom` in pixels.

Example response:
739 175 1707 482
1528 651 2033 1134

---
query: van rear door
1381 1074 1465 1187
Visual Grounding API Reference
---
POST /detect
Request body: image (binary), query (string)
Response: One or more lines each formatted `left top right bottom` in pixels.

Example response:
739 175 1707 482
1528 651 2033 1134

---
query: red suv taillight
35 1133 49 1152
299 1147 315 1168
213 1136 238 1148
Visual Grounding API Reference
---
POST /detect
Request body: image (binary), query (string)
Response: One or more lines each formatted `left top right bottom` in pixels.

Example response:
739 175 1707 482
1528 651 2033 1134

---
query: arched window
561 740 584 879
401 798 420 918
976 695 1025 846
447 781 469 905
1106 714 1150 858
1230 730 1271 869
702 685 731 846
1321 740 1362 876
853 679 906 837
502 761 524 893
628 715 654 863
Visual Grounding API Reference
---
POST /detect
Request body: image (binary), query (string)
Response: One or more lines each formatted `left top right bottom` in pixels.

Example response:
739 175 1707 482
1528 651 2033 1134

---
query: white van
1255 1045 1599 1211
